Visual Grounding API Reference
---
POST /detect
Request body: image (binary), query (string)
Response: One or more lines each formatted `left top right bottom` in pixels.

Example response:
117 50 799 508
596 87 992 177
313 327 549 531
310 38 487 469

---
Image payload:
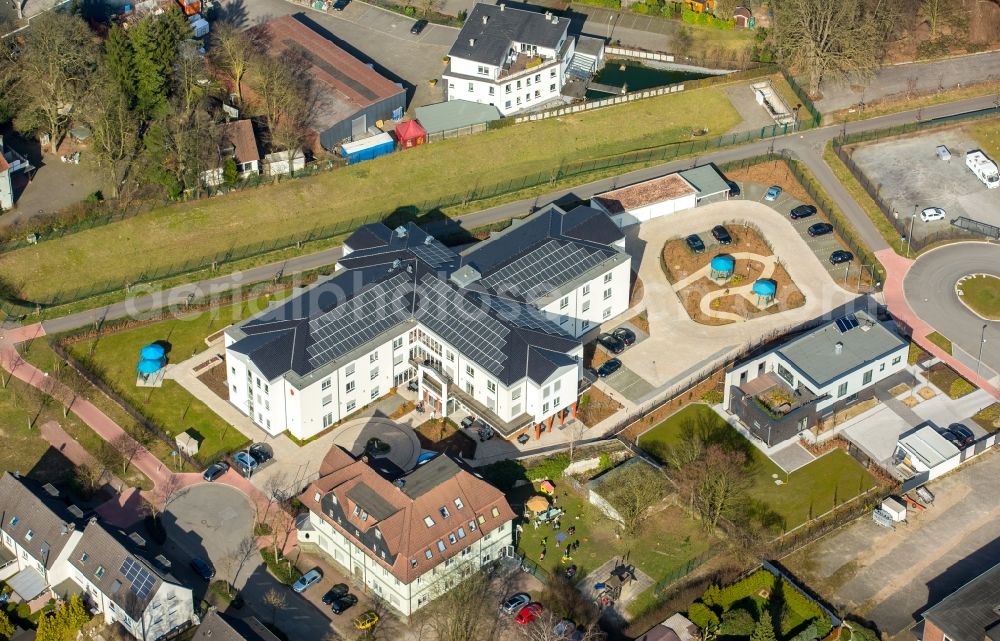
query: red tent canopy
394 120 427 149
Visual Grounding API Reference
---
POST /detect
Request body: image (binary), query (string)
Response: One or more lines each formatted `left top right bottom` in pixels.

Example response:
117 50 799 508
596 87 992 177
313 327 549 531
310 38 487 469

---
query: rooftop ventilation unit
394 225 408 238
834 342 843 355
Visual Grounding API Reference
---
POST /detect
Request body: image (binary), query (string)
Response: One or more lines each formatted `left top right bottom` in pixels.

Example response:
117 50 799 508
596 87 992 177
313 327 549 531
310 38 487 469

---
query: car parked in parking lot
190 557 215 581
292 569 322 593
553 619 577 638
921 207 947 222
249 443 273 464
685 234 705 254
829 250 853 265
790 204 816 219
938 429 963 448
711 225 732 245
332 0 349 9
331 594 359 615
202 461 228 482
807 223 833 237
354 611 379 630
501 592 532 614
322 584 349 605
597 333 625 354
515 603 543 625
233 451 258 473
596 358 621 378
726 180 740 197
947 423 975 448
612 327 635 347
764 185 782 201
410 18 428 33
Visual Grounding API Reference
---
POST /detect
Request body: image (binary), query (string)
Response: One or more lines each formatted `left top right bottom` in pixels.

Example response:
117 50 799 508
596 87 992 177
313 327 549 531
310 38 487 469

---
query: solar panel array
416 275 510 375
835 314 859 333
307 273 413 368
120 557 156 601
489 297 570 336
411 240 457 268
481 240 610 298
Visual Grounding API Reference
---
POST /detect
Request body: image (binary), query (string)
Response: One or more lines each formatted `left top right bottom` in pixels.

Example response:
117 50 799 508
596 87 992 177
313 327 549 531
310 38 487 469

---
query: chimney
834 342 843 355
482 14 488 24
499 2 505 9
545 10 552 19
469 37 476 46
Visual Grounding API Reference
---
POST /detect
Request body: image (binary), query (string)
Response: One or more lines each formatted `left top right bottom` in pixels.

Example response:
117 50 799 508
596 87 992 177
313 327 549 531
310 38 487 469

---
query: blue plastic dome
137 359 163 375
752 279 777 297
711 255 735 273
140 344 165 360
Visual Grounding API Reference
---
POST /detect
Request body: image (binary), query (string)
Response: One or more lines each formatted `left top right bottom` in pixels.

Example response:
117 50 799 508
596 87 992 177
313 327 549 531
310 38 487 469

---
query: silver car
500 592 531 615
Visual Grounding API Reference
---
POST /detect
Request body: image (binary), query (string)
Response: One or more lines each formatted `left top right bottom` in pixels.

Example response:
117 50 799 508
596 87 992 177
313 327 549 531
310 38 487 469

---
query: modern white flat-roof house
443 4 597 116
590 165 732 227
224 204 629 442
298 444 515 616
0 474 196 641
723 310 908 446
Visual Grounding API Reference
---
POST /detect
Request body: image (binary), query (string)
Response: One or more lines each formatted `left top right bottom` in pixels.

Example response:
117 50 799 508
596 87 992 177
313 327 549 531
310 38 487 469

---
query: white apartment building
443 4 589 116
0 474 196 641
225 204 630 443
723 310 908 446
298 446 515 616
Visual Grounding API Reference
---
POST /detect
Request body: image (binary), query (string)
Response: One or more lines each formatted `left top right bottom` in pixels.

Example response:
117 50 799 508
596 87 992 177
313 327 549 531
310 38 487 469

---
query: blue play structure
752 279 777 306
136 343 165 381
710 254 735 281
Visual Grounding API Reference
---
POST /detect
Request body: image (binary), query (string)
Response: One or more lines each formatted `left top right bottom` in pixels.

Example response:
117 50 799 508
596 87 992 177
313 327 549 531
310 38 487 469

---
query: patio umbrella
526 496 550 513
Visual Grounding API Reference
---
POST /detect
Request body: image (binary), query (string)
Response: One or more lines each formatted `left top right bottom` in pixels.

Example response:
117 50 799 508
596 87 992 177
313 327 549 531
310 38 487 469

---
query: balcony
499 53 551 80
729 373 825 446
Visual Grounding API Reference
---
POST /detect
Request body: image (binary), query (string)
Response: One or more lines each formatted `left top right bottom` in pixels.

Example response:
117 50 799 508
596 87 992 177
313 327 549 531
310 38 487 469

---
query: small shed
733 6 754 28
175 431 200 457
340 132 395 165
394 120 427 149
881 497 906 522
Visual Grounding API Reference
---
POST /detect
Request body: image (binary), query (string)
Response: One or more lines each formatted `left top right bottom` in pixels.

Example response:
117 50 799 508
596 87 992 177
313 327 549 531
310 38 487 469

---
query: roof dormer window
425 550 432 559
24 530 33 541
439 506 450 519
314 492 321 503
491 507 500 518
437 540 446 552
8 517 17 527
454 498 464 510
353 505 360 517
411 559 417 568
80 553 89 563
424 516 434 527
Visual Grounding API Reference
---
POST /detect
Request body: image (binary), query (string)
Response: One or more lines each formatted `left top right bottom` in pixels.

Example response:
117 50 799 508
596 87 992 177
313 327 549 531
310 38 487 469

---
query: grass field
0 86 741 304
639 405 877 531
824 143 904 256
61 296 283 464
969 118 1000 160
956 274 1000 320
926 331 954 354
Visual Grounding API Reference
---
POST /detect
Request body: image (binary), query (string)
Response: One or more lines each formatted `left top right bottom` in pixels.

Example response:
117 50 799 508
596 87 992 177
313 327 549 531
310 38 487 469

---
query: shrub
688 602 719 630
572 0 621 7
715 570 776 610
403 5 416 15
260 549 302 585
720 608 756 636
526 453 570 481
949 377 975 399
631 2 649 13
701 389 724 404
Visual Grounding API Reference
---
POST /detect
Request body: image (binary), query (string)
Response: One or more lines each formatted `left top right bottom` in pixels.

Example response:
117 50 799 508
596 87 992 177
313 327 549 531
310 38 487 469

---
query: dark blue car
190 558 215 581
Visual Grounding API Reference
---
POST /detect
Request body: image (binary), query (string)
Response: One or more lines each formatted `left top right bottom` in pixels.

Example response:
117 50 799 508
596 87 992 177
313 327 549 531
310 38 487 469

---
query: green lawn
957 274 1000 320
969 118 1000 161
639 404 877 531
823 142 903 256
62 296 285 463
0 85 741 304
926 331 953 354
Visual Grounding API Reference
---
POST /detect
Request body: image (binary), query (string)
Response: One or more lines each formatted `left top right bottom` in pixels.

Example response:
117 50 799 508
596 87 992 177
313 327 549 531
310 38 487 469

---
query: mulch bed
197 364 229 401
416 419 477 459
661 225 774 285
578 386 623 427
676 263 805 326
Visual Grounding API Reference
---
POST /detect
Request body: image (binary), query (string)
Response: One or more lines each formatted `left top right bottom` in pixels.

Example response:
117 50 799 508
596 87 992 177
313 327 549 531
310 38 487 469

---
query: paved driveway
617 200 857 391
782 450 1000 641
238 0 451 111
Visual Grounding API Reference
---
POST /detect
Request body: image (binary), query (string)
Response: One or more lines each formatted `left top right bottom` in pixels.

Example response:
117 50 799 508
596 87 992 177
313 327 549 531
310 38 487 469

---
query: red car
515 603 543 625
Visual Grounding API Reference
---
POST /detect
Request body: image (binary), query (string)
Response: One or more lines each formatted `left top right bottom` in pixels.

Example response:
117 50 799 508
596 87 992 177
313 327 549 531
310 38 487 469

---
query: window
353 505 360 517
468 82 474 92
458 527 466 539
322 394 333 406
96 566 105 578
393 337 403 350
512 388 521 400
603 308 611 319
346 363 355 376
230 366 235 375
410 559 417 568
892 356 902 365
345 381 355 393
370 367 379 380
263 384 268 394
466 365 474 377
468 520 477 531
425 550 433 559
516 80 521 89
516 97 521 105
477 65 488 75
256 378 260 388
437 540 446 553
543 385 550 399
8 517 17 527
604 273 613 284
879 363 886 372
487 380 496 393
323 413 334 428
24 530 33 541
560 296 569 309
776 363 794 386
505 100 511 109
582 301 590 312
370 353 378 364
550 68 556 78
505 84 511 94
603 287 612 300
837 382 848 398
448 533 457 544
582 320 590 330
264 400 269 410
543 402 550 413
346 401 356 412
491 507 500 518
535 73 541 83
370 387 380 400
454 498 464 509
80 552 88 563
512 403 521 415
526 77 531 87
488 86 495 96
232 385 237 394
582 284 590 295
862 370 873 385
534 90 540 98
549 83 556 92
446 351 455 362
424 516 435 527
439 506 450 519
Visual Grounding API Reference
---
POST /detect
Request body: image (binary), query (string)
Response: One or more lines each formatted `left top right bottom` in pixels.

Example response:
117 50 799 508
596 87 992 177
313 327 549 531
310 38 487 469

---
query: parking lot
849 127 1000 244
782 450 1000 641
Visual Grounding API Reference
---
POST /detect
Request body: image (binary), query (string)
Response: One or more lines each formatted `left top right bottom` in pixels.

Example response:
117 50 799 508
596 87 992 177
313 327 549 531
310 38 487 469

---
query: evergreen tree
129 6 188 115
104 24 137 106
751 612 777 641
0 609 14 640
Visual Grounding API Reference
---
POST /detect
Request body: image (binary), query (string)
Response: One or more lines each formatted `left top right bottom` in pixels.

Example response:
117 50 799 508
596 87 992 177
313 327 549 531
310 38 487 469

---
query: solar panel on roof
490 297 570 336
120 556 156 601
411 241 457 268
835 314 859 333
481 239 609 299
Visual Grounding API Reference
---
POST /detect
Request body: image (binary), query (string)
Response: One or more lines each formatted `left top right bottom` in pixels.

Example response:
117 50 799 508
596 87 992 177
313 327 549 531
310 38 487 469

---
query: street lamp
607 15 614 39
906 213 916 258
977 324 988 378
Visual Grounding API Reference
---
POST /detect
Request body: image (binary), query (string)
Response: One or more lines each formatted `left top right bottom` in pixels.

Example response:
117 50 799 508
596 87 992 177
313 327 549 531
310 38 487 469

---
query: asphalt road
903 242 1000 378
37 95 1000 335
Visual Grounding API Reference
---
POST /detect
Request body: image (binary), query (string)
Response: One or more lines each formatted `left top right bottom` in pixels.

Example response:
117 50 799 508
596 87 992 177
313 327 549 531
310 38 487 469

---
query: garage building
590 173 697 227
261 16 407 150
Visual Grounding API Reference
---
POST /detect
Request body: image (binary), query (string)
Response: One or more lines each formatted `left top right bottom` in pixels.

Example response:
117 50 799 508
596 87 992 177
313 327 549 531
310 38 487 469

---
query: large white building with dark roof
443 4 593 116
224 204 629 442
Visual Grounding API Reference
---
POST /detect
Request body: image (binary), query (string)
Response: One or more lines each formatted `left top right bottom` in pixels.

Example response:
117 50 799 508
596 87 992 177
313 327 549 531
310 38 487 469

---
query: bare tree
210 24 262 105
770 0 898 96
417 0 442 18
13 12 98 152
96 442 126 477
922 0 945 37
81 71 140 198
602 462 668 536
111 433 145 476
73 463 105 498
259 472 289 527
229 536 258 592
711 0 739 21
417 562 508 641
263 588 286 625
250 53 311 152
520 610 604 641
678 446 751 530
145 474 185 523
